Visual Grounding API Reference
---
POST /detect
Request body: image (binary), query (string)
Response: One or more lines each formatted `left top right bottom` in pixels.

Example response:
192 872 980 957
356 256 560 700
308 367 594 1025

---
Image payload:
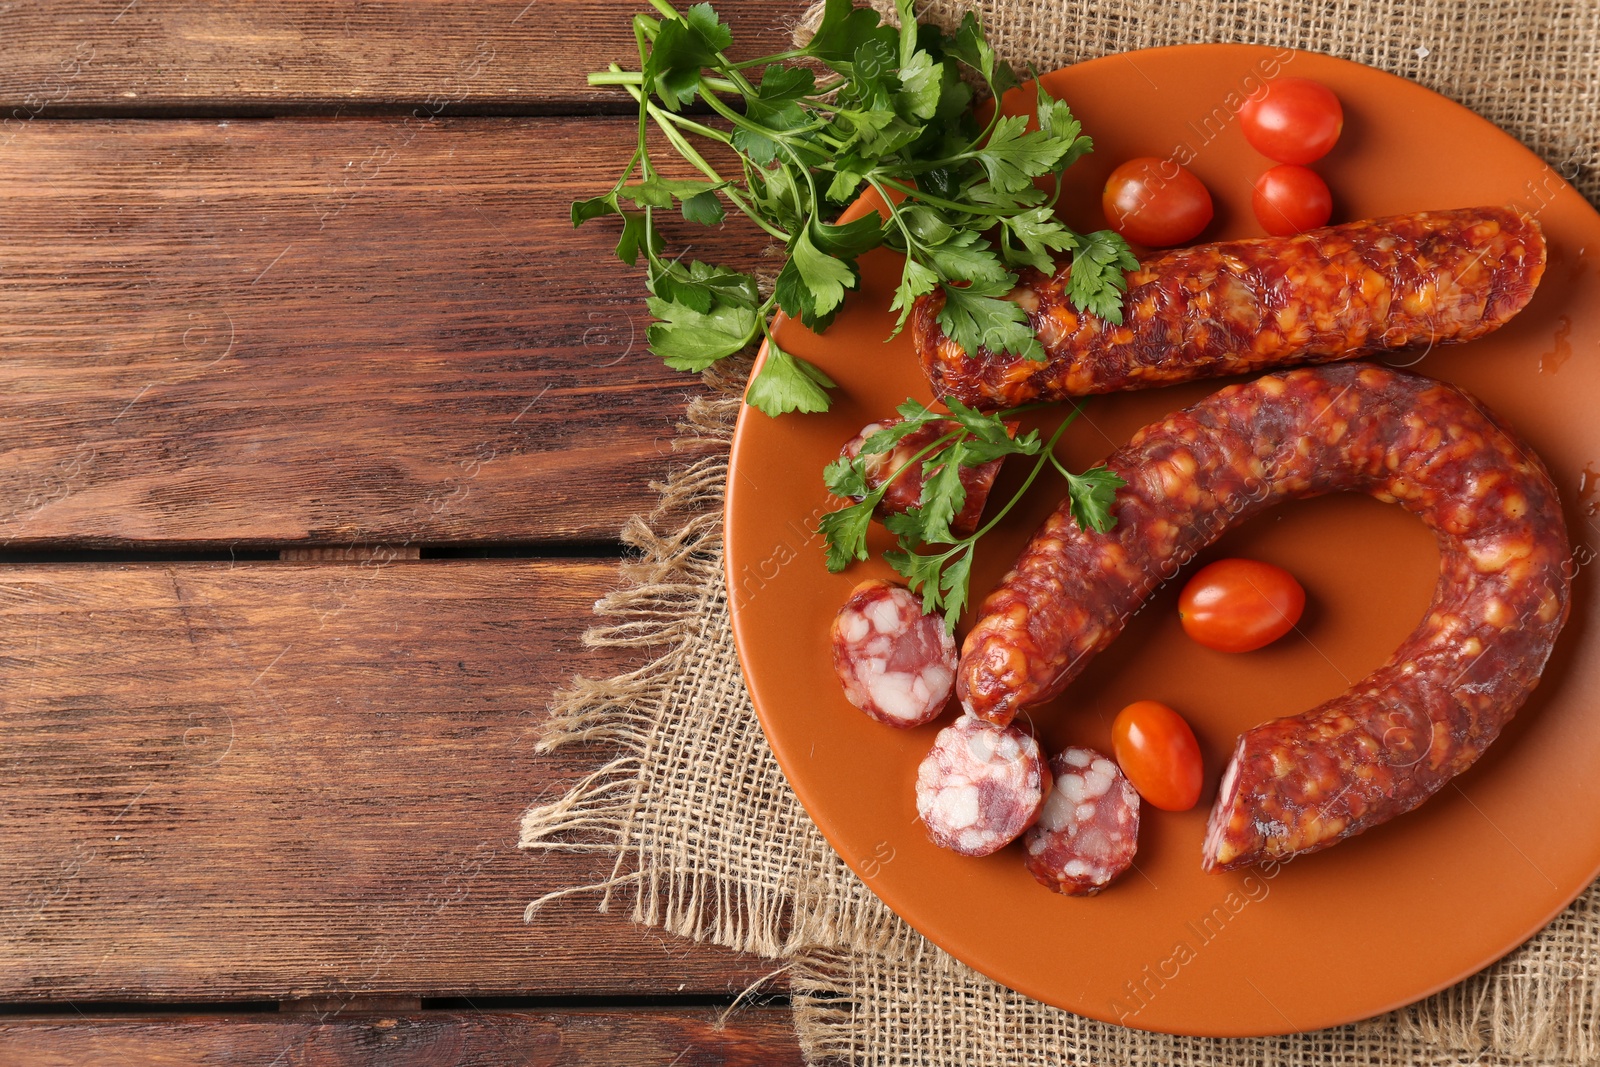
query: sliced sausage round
831 579 956 728
1024 747 1141 895
916 715 1049 856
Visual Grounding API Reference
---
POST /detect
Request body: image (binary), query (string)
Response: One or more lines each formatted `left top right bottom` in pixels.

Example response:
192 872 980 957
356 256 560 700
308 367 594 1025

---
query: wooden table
0 3 807 1062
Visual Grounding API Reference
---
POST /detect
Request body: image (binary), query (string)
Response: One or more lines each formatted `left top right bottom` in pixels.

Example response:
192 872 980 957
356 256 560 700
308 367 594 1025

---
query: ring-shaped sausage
956 364 1571 870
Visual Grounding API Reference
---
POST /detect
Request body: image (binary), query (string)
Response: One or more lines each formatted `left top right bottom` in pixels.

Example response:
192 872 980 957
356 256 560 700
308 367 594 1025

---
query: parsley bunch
575 0 1136 416
821 401 1126 629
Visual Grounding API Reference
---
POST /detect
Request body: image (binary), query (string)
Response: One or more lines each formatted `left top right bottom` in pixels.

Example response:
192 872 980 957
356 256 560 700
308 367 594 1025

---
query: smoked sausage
955 364 1570 870
915 208 1545 411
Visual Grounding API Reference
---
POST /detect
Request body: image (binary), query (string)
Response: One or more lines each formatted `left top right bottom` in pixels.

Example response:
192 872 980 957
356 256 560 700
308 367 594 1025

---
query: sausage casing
954 364 1571 869
915 207 1546 411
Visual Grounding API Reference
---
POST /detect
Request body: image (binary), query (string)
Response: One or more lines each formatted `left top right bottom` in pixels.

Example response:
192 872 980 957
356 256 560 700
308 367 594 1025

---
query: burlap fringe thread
520 361 913 963
523 1 1600 1061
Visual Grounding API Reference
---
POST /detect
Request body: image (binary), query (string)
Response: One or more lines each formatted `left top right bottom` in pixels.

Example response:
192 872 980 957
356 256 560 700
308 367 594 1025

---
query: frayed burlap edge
519 359 915 963
788 934 1600 1067
517 360 752 939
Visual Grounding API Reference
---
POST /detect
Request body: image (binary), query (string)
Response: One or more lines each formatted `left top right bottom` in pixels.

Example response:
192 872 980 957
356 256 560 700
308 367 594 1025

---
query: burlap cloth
521 3 1600 1063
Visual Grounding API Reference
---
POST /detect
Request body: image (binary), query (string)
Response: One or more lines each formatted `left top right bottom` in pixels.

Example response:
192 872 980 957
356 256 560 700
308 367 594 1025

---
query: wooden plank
0 559 777 999
0 1 797 116
0 1008 804 1067
0 117 763 547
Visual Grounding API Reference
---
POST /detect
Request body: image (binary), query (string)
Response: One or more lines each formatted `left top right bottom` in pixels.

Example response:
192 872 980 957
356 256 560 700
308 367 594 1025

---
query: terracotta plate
724 44 1600 1036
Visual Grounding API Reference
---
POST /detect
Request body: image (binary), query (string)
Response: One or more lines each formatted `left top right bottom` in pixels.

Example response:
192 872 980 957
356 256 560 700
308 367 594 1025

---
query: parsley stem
589 69 743 95
648 105 732 145
610 71 791 243
1046 449 1076 482
871 177 1018 218
643 0 691 27
727 47 812 69
696 83 788 141
963 404 1083 543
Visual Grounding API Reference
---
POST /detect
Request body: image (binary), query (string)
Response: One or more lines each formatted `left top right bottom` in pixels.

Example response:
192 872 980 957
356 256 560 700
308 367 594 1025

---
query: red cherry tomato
1102 157 1214 248
1252 164 1333 236
1238 77 1343 164
1178 558 1306 653
1112 700 1203 812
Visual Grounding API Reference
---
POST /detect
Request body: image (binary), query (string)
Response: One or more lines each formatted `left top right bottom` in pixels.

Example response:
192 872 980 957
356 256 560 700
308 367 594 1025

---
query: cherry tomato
1178 558 1306 653
1112 700 1203 812
1102 157 1214 248
1252 164 1333 236
1238 77 1343 164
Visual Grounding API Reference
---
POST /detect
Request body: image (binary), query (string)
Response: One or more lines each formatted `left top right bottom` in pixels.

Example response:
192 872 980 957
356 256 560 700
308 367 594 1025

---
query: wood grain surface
0 1 797 116
0 1 803 1060
0 116 766 547
0 559 776 1000
0 1008 804 1066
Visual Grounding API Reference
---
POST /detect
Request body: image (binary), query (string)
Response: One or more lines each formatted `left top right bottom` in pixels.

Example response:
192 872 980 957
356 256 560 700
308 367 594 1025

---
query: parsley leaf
881 506 925 541
916 443 969 545
823 454 870 499
1034 80 1093 168
857 417 928 455
645 295 758 371
947 11 1017 95
940 396 1013 446
1066 229 1141 324
810 213 884 257
938 281 1045 363
973 114 1060 193
613 211 657 267
788 225 858 319
1001 205 1081 274
820 502 875 571
681 189 725 225
884 544 948 604
650 259 758 315
921 230 1011 289
897 49 943 121
806 0 896 67
571 191 621 227
933 549 974 629
744 342 836 416
1065 465 1126 533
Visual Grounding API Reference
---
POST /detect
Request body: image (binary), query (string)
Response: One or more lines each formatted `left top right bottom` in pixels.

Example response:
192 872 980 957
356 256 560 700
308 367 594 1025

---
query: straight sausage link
953 364 1570 869
915 207 1546 410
